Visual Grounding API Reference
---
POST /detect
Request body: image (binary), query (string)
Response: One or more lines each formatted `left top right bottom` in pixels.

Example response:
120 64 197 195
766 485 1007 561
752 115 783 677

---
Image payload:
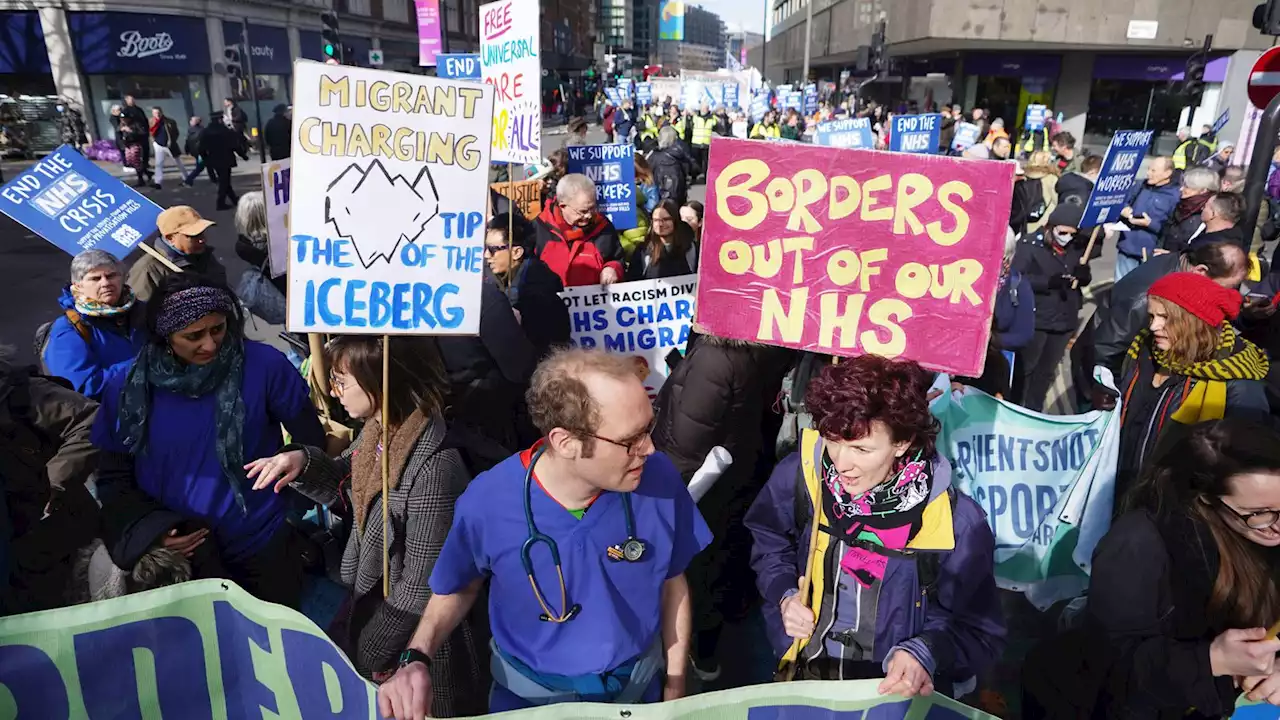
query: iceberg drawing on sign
325 160 439 268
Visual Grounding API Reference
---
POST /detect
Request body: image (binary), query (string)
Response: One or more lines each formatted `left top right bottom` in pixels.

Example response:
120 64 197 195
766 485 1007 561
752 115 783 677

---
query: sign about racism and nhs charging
560 276 696 396
699 138 1014 377
0 145 163 259
566 144 638 230
816 117 875 149
480 0 541 164
287 61 494 335
1080 129 1155 228
436 53 481 81
890 113 942 154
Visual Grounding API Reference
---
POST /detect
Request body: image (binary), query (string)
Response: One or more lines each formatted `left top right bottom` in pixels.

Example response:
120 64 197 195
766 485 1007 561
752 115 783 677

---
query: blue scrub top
430 449 711 676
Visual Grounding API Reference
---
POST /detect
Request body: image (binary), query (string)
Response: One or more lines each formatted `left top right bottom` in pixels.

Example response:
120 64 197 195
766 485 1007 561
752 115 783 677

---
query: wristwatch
397 648 432 670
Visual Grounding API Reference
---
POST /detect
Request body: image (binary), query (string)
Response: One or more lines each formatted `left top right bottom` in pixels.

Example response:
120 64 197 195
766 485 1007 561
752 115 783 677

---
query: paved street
1 123 1115 414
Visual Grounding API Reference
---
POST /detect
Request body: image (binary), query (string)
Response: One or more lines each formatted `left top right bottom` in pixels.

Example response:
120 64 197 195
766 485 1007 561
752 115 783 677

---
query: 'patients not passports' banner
287 61 494 335
698 137 1014 377
481 0 540 164
0 144 162 259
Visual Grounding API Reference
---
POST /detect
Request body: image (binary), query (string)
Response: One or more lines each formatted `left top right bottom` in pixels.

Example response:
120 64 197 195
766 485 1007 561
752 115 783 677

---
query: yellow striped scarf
1125 324 1269 423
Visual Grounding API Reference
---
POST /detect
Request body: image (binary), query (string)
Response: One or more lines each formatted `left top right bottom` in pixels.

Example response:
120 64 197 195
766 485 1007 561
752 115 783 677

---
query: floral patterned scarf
820 448 933 587
71 285 136 318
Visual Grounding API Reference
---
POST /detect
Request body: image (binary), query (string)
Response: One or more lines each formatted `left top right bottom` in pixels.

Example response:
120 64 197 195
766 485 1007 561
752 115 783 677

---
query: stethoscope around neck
522 445 647 623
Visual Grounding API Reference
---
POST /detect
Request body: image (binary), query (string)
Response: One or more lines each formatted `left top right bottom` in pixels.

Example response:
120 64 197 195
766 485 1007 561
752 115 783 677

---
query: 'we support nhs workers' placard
436 53 481 81
560 275 696 396
816 117 875 149
261 158 290 279
287 62 494 335
0 145 162 259
1080 130 1155 228
481 0 540 164
566 144 638 230
890 113 941 154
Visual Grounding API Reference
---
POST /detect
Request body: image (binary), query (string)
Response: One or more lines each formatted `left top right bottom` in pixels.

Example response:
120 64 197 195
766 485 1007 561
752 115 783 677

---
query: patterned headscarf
118 285 249 513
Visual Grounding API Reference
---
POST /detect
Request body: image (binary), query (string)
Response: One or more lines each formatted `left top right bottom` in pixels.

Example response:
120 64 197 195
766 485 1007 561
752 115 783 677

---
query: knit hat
1147 272 1243 327
1046 202 1085 231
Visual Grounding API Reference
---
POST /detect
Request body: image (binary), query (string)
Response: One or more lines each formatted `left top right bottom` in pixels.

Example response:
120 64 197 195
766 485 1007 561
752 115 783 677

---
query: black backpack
32 309 93 375
1009 178 1047 236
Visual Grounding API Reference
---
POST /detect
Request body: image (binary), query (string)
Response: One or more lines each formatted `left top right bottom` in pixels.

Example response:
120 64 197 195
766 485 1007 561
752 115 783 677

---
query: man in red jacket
534 174 626 287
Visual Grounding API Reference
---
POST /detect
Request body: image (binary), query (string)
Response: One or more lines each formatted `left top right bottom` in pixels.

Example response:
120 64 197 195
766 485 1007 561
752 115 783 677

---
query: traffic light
321 11 343 63
1182 44 1209 100
870 21 887 77
1256 1 1280 35
224 45 244 97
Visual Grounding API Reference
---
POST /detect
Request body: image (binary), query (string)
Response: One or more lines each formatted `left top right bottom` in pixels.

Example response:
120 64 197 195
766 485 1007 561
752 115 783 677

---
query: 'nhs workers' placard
436 53 481 81
560 275 696 395
890 113 941 154
816 117 875 149
0 145 162 259
1081 130 1155 228
566 143 638 230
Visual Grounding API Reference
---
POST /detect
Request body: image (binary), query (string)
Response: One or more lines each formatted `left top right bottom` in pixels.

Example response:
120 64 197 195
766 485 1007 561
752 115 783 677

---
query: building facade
748 0 1272 154
656 3 726 73
632 0 659 66
727 29 764 68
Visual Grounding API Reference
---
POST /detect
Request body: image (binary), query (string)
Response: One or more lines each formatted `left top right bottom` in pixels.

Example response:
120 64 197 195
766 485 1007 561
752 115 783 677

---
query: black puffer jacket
649 146 693 207
1011 228 1090 333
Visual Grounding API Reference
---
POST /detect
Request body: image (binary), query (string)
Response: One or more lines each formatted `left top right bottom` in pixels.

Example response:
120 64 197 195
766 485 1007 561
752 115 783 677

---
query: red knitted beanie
1147 272 1242 327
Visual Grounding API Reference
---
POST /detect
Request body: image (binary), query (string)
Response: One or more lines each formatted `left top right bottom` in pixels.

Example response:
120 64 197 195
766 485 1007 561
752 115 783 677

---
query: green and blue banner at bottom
0 578 1003 719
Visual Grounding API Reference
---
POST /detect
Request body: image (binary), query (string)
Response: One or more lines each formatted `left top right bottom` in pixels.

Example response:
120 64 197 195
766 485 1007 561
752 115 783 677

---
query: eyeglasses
484 243 509 255
584 418 656 457
328 372 348 394
1219 499 1280 530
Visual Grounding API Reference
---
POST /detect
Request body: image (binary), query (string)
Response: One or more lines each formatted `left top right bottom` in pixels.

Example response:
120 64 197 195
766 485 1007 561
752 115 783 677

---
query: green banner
0 579 1007 719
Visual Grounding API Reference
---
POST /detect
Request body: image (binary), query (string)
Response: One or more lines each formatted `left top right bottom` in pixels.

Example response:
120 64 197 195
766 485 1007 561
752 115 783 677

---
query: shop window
1085 79 1182 154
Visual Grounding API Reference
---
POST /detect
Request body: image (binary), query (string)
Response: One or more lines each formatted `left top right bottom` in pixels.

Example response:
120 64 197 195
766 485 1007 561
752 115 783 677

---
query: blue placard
566 144 638 230
0 145 162 259
436 53 480 80
803 83 817 115
816 117 875 149
605 87 623 105
1212 109 1230 135
702 84 723 109
724 84 739 109
890 113 942 154
783 92 802 112
1080 129 1156 228
637 82 652 105
750 91 769 122
1025 104 1047 131
952 121 981 151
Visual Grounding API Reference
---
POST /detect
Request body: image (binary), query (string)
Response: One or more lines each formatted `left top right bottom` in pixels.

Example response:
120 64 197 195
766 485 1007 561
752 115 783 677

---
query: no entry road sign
1249 46 1280 110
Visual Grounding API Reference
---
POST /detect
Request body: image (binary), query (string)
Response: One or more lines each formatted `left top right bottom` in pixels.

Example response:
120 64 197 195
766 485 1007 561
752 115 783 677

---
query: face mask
1053 230 1074 247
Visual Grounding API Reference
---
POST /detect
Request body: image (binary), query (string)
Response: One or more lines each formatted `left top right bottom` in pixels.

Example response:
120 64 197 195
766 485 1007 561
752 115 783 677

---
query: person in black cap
1011 202 1091 411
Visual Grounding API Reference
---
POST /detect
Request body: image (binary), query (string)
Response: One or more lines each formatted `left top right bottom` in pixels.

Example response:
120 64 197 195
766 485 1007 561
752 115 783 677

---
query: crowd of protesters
9 87 1280 720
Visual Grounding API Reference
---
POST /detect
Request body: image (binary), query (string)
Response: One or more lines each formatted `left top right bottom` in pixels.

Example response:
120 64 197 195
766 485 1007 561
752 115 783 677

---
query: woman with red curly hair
745 354 1005 696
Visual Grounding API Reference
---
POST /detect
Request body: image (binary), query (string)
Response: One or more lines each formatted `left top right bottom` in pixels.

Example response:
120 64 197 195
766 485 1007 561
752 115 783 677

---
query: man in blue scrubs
378 348 711 718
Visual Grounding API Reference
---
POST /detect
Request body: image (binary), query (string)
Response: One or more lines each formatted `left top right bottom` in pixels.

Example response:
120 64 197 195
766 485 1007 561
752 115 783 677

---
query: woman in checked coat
246 336 486 717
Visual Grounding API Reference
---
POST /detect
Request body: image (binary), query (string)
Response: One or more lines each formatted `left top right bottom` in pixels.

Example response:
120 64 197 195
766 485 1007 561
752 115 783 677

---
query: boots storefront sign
69 11 210 74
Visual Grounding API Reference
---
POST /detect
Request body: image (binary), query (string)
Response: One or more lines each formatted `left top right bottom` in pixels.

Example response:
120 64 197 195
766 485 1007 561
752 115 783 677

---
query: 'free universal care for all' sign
480 0 541 164
286 61 495 335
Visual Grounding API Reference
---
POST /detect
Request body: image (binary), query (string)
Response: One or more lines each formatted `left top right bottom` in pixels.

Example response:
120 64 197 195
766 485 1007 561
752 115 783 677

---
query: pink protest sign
697 137 1015 377
416 0 443 66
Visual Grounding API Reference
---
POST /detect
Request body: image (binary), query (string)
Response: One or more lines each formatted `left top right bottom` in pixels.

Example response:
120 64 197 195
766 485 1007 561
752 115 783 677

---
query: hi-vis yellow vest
692 115 715 146
752 123 780 139
640 115 658 141
778 429 957 672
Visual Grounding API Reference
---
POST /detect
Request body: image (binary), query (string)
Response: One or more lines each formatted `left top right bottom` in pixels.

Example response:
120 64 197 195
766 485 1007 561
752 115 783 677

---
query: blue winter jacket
746 452 1006 691
1116 182 1180 259
994 270 1035 351
43 286 147 400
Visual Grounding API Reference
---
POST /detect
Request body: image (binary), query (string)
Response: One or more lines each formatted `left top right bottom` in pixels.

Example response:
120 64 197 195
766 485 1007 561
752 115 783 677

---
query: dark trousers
694 145 709 180
212 163 237 208
189 523 305 608
1015 329 1073 412
184 158 217 185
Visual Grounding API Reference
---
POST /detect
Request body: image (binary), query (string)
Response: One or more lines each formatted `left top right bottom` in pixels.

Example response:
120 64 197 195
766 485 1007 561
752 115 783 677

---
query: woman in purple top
745 355 1005 697
91 275 323 607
